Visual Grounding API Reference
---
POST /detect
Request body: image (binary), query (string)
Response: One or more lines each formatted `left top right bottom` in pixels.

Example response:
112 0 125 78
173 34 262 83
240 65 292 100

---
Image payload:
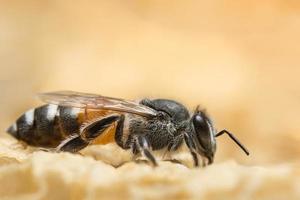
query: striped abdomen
6 104 81 148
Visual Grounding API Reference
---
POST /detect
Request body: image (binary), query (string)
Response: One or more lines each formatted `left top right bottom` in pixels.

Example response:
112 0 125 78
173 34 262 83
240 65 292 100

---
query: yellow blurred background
1 0 300 166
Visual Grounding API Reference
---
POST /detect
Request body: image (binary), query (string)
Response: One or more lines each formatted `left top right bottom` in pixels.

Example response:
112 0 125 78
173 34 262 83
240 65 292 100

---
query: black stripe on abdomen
33 104 62 146
58 106 80 136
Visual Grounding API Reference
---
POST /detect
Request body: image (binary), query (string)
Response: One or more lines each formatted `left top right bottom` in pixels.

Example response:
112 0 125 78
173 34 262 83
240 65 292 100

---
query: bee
6 91 249 167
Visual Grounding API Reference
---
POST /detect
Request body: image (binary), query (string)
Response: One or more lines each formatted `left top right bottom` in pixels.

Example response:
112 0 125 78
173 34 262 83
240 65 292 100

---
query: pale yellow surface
1 136 300 200
1 1 300 199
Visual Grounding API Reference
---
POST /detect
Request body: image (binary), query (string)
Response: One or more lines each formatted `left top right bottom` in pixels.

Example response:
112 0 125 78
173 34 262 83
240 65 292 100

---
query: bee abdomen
7 104 81 148
7 108 35 142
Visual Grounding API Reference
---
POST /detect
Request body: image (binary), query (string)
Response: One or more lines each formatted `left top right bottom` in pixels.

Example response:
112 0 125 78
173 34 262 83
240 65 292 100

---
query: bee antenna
194 105 207 114
215 130 250 156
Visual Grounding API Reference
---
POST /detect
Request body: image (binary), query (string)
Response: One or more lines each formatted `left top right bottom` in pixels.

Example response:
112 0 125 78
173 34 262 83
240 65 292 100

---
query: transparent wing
38 91 158 117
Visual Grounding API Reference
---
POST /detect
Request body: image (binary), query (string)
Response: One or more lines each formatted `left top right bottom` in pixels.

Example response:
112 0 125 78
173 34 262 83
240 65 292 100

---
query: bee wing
38 91 158 117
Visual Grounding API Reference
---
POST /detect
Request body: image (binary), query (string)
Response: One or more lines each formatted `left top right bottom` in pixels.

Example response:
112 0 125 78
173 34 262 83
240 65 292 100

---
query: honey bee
6 91 249 167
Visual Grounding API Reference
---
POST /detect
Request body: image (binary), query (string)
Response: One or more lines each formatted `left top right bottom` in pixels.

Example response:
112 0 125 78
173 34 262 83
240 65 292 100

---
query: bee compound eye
192 113 208 132
194 115 203 123
193 114 204 125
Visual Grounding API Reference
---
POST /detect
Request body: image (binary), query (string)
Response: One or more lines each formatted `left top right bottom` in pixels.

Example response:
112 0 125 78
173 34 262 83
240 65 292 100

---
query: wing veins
38 91 157 117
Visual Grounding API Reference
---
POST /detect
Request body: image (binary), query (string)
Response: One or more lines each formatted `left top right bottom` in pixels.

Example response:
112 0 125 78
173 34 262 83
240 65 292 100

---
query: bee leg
134 136 158 167
166 135 184 153
184 133 199 167
58 115 121 152
80 115 120 140
57 135 89 153
114 115 127 148
164 159 183 164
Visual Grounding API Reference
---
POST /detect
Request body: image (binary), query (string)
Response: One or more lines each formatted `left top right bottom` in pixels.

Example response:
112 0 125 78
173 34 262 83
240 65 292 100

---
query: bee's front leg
183 133 199 167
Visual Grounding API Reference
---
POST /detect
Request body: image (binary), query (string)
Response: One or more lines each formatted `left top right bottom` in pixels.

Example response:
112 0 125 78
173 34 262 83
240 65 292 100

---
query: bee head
189 106 250 166
190 106 216 164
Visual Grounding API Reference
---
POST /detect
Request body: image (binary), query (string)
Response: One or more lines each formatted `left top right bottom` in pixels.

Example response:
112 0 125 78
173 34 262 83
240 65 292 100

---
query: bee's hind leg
57 135 89 153
164 159 183 165
57 114 121 153
133 135 158 167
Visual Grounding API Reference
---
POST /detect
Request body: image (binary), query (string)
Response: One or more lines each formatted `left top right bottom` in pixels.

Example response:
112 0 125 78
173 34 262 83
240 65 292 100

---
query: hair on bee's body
7 91 249 167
